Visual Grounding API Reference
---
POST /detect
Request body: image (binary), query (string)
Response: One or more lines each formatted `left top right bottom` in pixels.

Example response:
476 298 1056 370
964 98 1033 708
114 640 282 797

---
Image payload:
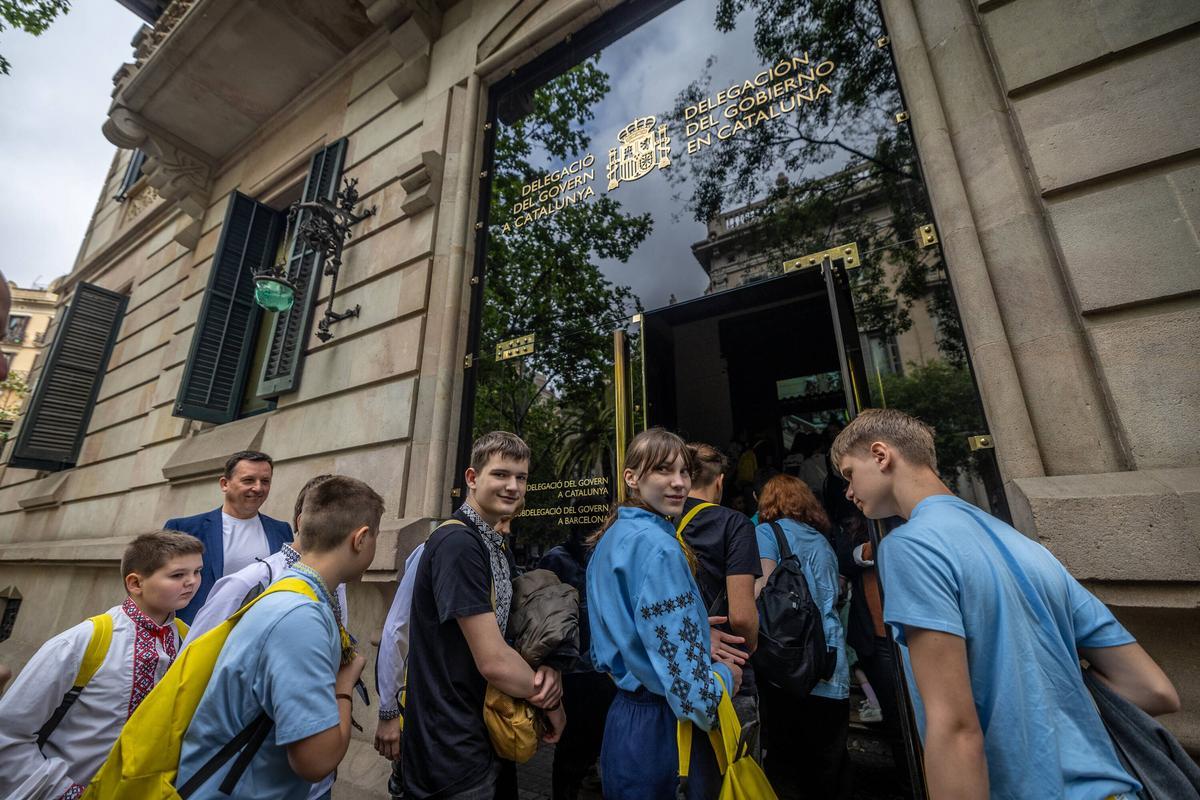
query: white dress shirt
377 543 426 719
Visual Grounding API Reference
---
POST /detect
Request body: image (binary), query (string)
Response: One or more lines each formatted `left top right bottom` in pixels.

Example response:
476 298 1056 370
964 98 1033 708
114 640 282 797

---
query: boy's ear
870 441 893 471
125 572 143 597
465 467 478 491
350 525 373 552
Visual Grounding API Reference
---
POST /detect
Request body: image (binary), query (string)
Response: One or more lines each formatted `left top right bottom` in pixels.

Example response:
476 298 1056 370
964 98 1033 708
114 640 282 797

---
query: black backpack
751 521 837 698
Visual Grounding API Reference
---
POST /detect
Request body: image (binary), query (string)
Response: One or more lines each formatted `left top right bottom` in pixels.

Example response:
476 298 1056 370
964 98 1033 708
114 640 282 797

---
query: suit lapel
206 508 225 579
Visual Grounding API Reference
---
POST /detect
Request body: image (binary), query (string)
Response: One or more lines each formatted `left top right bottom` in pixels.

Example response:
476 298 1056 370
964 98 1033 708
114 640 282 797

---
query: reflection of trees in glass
669 0 967 366
475 59 651 544
878 360 984 481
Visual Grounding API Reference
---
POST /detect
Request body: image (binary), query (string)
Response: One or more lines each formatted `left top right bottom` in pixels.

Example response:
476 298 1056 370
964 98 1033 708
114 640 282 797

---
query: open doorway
633 263 920 799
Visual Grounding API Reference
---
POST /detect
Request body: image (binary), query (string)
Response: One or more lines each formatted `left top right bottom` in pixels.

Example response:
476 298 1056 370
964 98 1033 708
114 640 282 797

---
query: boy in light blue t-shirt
177 476 384 800
830 409 1180 800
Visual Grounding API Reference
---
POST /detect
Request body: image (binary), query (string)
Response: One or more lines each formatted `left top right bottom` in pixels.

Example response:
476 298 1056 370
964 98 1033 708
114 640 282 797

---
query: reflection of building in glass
690 167 943 377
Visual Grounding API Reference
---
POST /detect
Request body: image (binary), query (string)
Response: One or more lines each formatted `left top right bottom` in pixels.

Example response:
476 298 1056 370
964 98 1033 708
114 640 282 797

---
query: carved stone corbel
399 150 444 216
359 0 442 102
101 105 212 250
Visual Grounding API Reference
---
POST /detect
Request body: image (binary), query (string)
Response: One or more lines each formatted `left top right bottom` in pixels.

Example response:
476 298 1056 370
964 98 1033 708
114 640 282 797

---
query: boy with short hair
831 408 1180 799
176 475 383 799
181 473 346 800
402 431 565 799
0 531 203 799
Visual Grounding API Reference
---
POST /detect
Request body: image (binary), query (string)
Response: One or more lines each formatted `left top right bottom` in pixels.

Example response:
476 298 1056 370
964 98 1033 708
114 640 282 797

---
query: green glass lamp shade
254 276 296 312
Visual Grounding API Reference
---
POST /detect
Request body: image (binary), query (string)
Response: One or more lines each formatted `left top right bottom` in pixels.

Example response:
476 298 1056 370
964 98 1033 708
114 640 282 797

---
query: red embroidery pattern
122 599 178 717
59 784 84 800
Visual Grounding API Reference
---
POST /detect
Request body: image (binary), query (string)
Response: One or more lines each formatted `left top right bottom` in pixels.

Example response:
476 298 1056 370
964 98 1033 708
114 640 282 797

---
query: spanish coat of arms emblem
607 115 672 190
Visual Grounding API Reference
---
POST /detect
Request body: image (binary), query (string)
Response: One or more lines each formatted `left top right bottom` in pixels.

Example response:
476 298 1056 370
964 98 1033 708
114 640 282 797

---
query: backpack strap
36 613 113 749
768 521 794 561
176 711 273 798
675 501 716 534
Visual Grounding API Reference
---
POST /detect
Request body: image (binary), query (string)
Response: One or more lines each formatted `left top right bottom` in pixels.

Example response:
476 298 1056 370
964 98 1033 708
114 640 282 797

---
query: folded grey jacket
508 568 580 671
1084 667 1200 800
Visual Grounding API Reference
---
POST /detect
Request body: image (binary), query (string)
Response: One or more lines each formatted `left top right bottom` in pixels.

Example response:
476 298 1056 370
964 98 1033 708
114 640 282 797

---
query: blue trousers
600 688 720 800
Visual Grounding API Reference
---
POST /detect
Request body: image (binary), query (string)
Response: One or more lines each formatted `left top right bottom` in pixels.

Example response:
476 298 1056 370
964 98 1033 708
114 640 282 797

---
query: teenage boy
0 531 203 799
831 408 1181 799
182 474 347 648
167 450 293 623
403 431 566 799
679 443 760 746
176 476 383 800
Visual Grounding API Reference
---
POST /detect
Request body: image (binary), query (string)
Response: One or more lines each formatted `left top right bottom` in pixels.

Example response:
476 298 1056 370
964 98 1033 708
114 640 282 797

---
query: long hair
757 474 831 534
588 428 699 573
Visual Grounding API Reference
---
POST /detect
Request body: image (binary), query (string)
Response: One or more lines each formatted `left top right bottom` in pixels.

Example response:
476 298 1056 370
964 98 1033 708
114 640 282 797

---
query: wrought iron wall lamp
254 178 376 342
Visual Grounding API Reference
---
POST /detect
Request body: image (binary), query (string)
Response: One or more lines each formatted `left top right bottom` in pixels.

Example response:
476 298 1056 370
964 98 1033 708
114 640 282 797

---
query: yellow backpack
678 673 778 800
83 578 318 800
35 612 188 749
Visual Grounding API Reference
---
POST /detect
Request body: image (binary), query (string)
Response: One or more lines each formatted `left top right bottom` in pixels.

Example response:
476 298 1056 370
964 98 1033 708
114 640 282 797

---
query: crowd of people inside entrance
0 409 1192 800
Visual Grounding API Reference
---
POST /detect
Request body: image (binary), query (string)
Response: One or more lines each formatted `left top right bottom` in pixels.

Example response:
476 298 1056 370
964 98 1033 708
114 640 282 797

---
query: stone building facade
0 0 1196 794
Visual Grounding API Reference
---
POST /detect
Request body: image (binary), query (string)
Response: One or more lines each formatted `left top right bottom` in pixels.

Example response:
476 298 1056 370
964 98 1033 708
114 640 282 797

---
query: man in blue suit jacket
165 450 292 623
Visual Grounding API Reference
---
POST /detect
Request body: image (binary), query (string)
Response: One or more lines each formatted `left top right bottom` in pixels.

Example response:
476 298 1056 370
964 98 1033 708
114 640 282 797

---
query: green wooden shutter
256 138 348 398
7 283 128 471
174 192 282 423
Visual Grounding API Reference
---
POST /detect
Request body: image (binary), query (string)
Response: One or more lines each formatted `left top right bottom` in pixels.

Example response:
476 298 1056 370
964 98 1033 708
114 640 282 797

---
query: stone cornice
358 0 442 101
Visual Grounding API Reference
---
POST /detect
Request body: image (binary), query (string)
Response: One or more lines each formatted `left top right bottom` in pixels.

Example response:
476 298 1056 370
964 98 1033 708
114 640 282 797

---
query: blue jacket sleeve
633 548 730 731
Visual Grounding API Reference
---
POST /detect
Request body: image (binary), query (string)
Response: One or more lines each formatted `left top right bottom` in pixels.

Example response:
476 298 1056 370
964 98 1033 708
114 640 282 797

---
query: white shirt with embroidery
0 600 183 800
178 548 348 800
220 512 270 576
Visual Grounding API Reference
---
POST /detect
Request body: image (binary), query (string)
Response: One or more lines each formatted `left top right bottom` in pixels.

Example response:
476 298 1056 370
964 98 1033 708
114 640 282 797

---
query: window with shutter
173 192 282 424
115 149 148 202
6 283 128 472
256 138 347 399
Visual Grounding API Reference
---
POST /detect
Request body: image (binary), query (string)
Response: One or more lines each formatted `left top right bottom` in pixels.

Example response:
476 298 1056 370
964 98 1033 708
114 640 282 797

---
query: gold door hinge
876 36 890 48
450 487 462 498
496 333 535 362
463 353 474 369
895 110 910 124
783 242 861 273
967 435 994 451
916 223 939 248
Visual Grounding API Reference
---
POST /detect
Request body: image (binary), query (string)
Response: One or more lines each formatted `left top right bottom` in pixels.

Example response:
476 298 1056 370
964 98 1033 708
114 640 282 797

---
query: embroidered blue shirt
587 506 734 730
755 519 849 700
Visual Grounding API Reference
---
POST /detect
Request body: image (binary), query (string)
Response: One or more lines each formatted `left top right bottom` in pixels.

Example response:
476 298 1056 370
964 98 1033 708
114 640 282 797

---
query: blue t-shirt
755 519 849 700
879 494 1139 800
178 569 341 800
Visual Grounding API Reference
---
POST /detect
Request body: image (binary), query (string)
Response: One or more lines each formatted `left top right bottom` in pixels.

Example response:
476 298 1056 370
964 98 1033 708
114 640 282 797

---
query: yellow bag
678 673 778 800
483 684 542 763
83 578 318 800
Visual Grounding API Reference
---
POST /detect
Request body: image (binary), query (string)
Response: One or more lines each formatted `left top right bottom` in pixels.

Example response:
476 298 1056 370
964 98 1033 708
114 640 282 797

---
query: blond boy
831 408 1179 799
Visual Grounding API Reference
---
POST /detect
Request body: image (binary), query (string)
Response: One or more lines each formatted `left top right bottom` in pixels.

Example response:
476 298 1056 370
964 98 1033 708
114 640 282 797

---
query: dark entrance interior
643 270 841 475
637 268 918 800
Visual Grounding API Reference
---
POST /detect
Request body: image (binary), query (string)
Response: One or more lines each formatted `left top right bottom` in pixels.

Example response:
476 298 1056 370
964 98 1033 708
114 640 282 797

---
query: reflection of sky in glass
495 0 890 312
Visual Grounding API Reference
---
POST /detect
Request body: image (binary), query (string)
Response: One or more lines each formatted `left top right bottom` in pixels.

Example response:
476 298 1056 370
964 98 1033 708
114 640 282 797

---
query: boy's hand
529 665 562 709
708 617 747 665
541 704 567 744
374 716 401 761
335 654 367 696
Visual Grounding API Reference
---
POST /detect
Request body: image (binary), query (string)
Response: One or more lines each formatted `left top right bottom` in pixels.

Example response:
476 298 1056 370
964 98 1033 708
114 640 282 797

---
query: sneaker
857 699 883 723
